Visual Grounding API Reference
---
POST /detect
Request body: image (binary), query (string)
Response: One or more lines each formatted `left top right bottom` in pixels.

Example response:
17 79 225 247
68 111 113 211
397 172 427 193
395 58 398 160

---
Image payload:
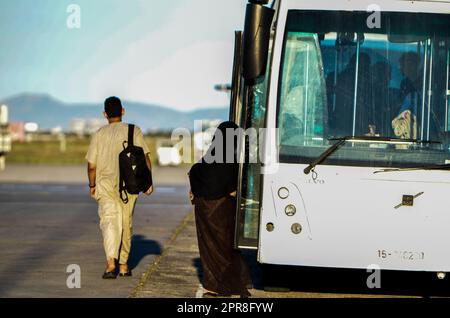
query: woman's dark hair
189 121 241 200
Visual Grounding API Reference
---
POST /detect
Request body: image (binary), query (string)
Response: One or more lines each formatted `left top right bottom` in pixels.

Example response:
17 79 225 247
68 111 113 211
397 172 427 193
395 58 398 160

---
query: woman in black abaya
188 121 252 297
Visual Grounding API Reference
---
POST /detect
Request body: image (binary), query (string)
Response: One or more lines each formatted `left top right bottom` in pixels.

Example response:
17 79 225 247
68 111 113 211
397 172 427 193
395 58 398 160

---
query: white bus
231 0 450 278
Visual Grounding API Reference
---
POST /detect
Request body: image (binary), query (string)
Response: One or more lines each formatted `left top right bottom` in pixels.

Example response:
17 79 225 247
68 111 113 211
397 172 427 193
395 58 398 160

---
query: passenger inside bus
325 48 425 140
327 52 372 137
369 61 392 136
280 30 448 150
392 52 422 140
278 12 450 167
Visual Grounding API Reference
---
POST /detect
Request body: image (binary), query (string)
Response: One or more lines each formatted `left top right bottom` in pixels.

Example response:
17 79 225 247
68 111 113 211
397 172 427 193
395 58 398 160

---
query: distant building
51 126 63 135
86 118 104 134
0 131 11 168
0 106 12 159
9 122 25 142
70 119 86 136
0 105 8 125
9 121 42 142
70 118 104 136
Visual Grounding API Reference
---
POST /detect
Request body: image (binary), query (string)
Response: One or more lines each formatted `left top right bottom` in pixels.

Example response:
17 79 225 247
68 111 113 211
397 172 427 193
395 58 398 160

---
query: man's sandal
118 270 132 277
102 271 117 279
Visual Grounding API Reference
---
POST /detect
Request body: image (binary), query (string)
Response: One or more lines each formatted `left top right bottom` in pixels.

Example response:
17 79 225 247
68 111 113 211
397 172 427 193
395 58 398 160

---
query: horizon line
0 91 230 113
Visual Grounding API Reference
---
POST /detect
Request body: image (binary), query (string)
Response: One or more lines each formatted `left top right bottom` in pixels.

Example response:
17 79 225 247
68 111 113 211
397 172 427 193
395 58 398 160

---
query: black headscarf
189 121 240 200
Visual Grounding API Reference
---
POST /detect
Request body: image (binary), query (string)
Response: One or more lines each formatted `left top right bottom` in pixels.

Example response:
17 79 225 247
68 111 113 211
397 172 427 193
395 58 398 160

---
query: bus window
278 10 450 169
447 48 450 131
279 33 327 147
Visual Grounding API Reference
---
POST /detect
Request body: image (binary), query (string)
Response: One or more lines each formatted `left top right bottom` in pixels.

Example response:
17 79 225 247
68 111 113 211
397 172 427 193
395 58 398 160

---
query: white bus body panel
258 0 450 271
279 0 450 14
259 165 450 271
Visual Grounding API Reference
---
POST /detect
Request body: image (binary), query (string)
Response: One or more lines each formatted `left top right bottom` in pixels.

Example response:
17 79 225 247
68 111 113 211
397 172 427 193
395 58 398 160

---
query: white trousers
97 194 138 264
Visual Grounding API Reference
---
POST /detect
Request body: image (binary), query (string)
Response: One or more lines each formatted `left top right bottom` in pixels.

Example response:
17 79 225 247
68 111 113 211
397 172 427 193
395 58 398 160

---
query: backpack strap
119 124 134 204
128 124 135 147
119 168 129 204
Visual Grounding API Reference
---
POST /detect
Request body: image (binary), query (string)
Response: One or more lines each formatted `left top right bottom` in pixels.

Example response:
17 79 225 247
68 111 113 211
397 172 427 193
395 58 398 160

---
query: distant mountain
0 93 229 132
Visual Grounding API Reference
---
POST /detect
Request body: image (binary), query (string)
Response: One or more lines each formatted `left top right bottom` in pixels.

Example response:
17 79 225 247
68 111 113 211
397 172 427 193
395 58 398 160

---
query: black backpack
119 124 153 203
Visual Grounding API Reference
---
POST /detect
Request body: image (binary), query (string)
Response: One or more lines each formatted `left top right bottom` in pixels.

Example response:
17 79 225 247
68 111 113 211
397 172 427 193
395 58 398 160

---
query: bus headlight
285 204 296 216
278 187 289 199
291 223 302 235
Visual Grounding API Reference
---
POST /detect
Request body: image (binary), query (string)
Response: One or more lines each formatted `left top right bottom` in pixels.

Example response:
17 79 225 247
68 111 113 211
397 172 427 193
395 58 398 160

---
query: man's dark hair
104 96 123 118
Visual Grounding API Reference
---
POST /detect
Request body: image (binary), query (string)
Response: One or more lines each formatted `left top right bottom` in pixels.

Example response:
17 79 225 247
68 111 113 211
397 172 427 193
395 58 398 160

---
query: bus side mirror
242 2 275 83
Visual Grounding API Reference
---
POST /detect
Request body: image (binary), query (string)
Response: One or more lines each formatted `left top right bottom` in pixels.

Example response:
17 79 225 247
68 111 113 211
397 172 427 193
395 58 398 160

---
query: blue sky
0 0 247 110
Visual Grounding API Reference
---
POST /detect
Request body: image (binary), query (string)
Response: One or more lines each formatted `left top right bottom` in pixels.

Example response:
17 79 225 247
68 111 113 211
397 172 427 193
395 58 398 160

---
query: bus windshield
278 10 450 168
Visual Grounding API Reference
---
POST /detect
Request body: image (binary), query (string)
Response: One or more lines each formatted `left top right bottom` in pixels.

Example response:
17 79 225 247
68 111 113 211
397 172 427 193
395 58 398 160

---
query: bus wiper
303 136 349 175
374 164 450 174
303 136 441 175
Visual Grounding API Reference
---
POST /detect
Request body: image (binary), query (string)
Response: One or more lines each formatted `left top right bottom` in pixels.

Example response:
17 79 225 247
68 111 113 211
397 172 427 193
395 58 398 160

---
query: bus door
231 1 275 249
230 30 263 249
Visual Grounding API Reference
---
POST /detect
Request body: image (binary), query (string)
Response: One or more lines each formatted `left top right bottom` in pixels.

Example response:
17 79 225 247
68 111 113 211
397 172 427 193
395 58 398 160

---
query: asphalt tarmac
0 165 448 298
0 165 192 297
